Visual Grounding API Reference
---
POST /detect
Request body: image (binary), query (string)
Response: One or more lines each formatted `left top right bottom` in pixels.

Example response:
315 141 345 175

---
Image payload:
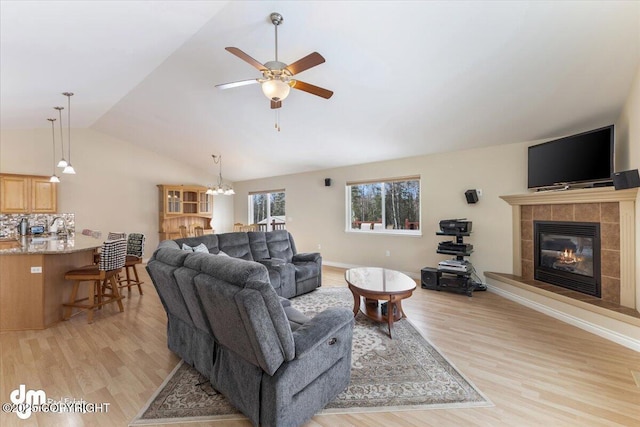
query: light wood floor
1 265 639 426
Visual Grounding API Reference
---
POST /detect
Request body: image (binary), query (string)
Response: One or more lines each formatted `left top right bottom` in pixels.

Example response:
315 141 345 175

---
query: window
346 177 420 234
248 189 286 231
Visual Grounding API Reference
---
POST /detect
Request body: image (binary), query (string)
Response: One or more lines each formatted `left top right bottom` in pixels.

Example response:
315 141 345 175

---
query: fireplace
534 221 601 297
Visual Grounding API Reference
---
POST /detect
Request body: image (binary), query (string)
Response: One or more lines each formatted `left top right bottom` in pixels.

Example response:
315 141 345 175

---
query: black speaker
612 169 640 190
465 189 479 204
421 267 441 290
324 178 332 187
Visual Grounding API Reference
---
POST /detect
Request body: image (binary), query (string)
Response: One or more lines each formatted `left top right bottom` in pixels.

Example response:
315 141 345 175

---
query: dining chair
179 225 188 238
233 223 243 232
118 233 146 295
63 238 127 323
194 226 204 237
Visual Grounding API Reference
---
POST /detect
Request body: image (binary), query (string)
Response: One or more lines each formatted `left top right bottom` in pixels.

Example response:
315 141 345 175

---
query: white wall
0 128 233 258
615 65 640 308
234 141 529 278
234 63 640 281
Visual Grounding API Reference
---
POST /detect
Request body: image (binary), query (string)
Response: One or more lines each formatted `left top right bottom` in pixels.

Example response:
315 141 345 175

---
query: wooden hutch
158 184 213 241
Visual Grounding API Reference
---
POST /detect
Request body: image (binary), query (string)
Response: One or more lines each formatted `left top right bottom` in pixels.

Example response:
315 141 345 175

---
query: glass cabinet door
167 189 182 213
198 191 212 214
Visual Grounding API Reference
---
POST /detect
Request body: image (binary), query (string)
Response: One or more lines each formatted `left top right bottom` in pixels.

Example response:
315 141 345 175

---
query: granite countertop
0 234 102 255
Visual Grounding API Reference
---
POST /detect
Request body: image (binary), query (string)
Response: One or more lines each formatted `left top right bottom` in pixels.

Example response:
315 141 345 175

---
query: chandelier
206 155 235 195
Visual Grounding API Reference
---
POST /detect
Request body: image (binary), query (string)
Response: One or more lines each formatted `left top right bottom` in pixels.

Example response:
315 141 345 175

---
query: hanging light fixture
47 118 60 183
206 155 235 196
62 92 76 174
54 106 67 168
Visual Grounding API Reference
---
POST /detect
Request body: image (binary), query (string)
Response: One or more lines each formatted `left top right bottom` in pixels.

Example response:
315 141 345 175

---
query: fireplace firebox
534 221 601 297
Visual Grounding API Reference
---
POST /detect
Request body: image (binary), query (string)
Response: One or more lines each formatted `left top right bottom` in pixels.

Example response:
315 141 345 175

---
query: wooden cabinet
158 185 214 240
0 174 57 213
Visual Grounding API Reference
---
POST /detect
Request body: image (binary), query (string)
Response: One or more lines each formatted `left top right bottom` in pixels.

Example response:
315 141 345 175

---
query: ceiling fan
216 12 333 110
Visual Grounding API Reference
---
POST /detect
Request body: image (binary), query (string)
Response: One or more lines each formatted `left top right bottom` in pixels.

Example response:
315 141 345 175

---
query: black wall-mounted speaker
612 169 640 190
324 178 332 187
465 189 479 204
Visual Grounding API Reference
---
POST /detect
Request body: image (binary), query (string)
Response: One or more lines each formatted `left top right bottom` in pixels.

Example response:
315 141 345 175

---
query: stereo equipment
439 275 471 289
421 267 441 290
612 169 640 190
438 260 471 273
438 241 474 252
465 189 478 204
439 219 472 233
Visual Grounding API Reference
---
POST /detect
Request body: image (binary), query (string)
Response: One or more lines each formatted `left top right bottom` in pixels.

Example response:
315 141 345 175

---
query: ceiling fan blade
285 52 325 75
271 100 282 109
215 79 260 90
291 80 334 99
225 47 267 71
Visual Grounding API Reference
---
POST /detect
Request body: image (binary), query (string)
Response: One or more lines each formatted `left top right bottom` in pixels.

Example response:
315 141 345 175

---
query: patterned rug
131 288 491 425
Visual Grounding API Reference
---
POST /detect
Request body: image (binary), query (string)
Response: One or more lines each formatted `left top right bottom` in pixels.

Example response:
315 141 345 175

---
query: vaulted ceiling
2 1 639 181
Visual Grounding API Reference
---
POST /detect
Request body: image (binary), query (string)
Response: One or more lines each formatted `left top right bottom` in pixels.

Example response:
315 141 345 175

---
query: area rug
131 288 491 425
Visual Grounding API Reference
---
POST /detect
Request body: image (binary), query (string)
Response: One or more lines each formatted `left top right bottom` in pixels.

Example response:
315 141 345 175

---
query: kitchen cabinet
0 174 57 213
158 185 214 240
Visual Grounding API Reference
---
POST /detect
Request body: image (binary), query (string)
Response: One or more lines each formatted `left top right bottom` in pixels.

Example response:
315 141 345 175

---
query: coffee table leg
397 300 406 319
388 302 394 338
348 287 360 317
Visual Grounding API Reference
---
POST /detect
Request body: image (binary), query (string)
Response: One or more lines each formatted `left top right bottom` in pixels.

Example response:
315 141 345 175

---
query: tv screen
527 125 614 189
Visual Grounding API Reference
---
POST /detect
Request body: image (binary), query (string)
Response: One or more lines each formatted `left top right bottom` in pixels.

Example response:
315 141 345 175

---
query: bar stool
63 239 127 323
118 233 145 295
94 232 126 264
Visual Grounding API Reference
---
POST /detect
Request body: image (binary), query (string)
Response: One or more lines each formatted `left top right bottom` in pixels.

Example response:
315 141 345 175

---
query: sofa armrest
292 307 354 359
292 252 321 263
256 258 287 268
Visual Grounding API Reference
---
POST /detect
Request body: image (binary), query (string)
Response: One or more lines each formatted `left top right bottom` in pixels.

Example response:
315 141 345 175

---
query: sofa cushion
295 263 319 282
218 232 254 260
181 242 209 253
175 234 219 253
189 253 295 375
266 230 294 262
248 232 270 260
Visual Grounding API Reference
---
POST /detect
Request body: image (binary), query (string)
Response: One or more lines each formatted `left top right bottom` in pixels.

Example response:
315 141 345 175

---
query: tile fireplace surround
485 186 640 351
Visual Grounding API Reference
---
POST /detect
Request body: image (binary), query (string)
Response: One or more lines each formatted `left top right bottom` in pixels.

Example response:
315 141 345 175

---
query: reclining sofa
158 230 321 298
147 245 354 427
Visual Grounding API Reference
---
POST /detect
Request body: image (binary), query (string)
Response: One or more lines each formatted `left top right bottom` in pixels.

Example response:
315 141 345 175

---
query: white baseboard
486 282 640 352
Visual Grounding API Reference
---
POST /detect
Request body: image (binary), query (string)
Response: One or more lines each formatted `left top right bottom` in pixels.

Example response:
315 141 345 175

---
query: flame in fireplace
558 248 577 265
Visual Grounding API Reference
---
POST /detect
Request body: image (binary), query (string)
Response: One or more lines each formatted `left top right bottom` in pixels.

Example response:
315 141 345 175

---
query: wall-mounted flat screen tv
527 125 614 190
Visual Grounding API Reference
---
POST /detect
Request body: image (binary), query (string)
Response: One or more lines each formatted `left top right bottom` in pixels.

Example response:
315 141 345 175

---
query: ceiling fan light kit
216 12 333 129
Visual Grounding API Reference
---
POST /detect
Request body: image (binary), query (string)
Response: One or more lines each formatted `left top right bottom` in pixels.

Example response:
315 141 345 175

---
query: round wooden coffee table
345 267 416 338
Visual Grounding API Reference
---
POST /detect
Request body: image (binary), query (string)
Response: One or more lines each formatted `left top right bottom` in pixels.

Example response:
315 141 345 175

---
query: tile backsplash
0 213 75 237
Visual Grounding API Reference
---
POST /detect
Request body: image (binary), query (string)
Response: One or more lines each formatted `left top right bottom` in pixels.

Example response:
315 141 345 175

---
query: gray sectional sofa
147 232 354 427
159 230 322 298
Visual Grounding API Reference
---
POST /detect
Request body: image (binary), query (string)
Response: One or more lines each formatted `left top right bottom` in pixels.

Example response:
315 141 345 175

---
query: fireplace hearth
534 221 600 297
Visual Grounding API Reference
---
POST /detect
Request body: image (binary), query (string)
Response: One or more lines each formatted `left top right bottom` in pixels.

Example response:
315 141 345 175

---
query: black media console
421 219 486 297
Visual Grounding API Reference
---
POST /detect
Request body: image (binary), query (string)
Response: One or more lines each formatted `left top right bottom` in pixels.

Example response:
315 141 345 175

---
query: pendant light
62 92 76 174
47 118 60 183
206 155 235 196
54 106 67 168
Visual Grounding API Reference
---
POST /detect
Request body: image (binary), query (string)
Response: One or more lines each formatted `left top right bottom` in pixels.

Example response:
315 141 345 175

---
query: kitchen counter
0 234 102 254
0 234 103 331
